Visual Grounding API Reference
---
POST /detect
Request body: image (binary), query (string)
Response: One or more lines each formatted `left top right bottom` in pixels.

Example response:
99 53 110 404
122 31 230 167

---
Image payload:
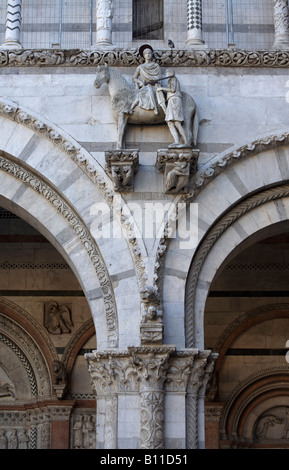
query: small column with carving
1 0 23 49
94 0 114 47
186 0 206 47
186 351 218 449
105 150 139 192
130 346 175 450
156 148 199 194
273 0 289 49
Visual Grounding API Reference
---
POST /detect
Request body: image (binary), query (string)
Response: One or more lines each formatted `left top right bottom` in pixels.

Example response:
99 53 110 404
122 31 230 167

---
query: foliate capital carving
187 351 218 396
156 148 199 194
129 346 176 391
85 350 138 394
105 150 139 192
86 348 218 398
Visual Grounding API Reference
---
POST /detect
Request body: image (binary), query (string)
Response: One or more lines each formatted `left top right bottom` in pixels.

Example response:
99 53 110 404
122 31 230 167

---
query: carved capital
105 150 139 192
86 350 138 394
129 346 176 391
156 148 199 194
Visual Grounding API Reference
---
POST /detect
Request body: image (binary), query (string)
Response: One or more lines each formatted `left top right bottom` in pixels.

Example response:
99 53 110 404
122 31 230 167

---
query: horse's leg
117 112 129 149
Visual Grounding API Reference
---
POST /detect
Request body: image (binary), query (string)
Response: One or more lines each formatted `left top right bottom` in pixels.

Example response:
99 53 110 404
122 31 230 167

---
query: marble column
94 0 114 47
186 0 206 47
130 347 175 449
1 0 23 49
273 0 289 49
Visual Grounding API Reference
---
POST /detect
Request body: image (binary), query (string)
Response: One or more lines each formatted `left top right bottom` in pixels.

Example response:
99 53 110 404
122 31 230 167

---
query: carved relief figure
52 360 67 386
44 301 73 334
165 161 190 193
140 286 162 322
0 364 15 399
255 414 282 438
157 69 190 148
72 413 96 449
0 429 7 449
18 430 29 449
111 164 133 191
94 49 198 149
129 44 166 115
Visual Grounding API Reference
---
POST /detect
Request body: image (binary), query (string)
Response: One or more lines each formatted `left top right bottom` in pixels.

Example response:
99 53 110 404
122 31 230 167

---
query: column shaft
273 0 289 48
1 0 22 49
186 0 205 47
95 0 114 47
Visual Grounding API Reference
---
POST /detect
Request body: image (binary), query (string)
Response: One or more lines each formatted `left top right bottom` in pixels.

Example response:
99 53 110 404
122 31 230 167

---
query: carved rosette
105 150 139 192
156 148 199 194
273 0 289 48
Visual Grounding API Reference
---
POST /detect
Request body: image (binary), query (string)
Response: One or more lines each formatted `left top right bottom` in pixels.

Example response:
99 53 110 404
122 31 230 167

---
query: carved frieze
156 148 199 194
1 49 289 68
105 150 139 192
71 412 96 449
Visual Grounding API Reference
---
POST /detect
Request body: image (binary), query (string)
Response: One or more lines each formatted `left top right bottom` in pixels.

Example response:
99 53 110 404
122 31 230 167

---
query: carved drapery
186 0 205 47
86 347 217 449
273 0 289 49
1 0 23 50
95 0 114 47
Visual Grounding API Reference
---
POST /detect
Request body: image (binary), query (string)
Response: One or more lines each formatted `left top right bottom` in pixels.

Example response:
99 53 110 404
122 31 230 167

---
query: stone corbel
156 147 199 194
105 150 139 192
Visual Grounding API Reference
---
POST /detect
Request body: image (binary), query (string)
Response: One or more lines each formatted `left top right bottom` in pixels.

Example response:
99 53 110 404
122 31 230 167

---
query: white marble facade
0 0 289 450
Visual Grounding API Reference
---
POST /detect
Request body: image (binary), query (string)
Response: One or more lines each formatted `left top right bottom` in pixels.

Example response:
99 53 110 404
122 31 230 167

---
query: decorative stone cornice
1 48 289 68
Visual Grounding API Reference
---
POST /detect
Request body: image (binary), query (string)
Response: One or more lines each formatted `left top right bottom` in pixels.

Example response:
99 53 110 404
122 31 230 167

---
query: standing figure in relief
129 44 166 115
157 69 190 147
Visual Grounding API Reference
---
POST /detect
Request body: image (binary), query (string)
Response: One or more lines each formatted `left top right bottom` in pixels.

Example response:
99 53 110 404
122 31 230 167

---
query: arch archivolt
0 307 52 399
0 99 152 349
159 136 289 347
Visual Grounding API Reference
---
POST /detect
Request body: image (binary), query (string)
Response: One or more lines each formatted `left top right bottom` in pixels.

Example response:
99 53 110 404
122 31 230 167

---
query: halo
139 44 153 57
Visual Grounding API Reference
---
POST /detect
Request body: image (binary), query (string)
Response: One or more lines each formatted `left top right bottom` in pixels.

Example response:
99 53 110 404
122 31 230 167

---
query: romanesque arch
0 99 145 350
158 132 289 349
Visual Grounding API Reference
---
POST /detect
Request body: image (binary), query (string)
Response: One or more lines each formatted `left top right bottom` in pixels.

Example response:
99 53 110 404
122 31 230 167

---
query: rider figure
128 44 166 115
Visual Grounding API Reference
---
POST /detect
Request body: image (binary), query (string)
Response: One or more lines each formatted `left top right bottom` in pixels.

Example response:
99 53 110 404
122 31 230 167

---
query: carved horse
94 64 199 150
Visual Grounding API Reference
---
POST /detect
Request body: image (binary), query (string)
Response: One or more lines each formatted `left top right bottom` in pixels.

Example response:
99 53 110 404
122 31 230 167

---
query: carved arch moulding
0 150 118 349
0 99 150 316
0 302 53 399
153 132 289 305
185 186 289 348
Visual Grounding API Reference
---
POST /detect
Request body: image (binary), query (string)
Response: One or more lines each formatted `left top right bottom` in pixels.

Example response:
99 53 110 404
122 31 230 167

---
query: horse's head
94 64 109 89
